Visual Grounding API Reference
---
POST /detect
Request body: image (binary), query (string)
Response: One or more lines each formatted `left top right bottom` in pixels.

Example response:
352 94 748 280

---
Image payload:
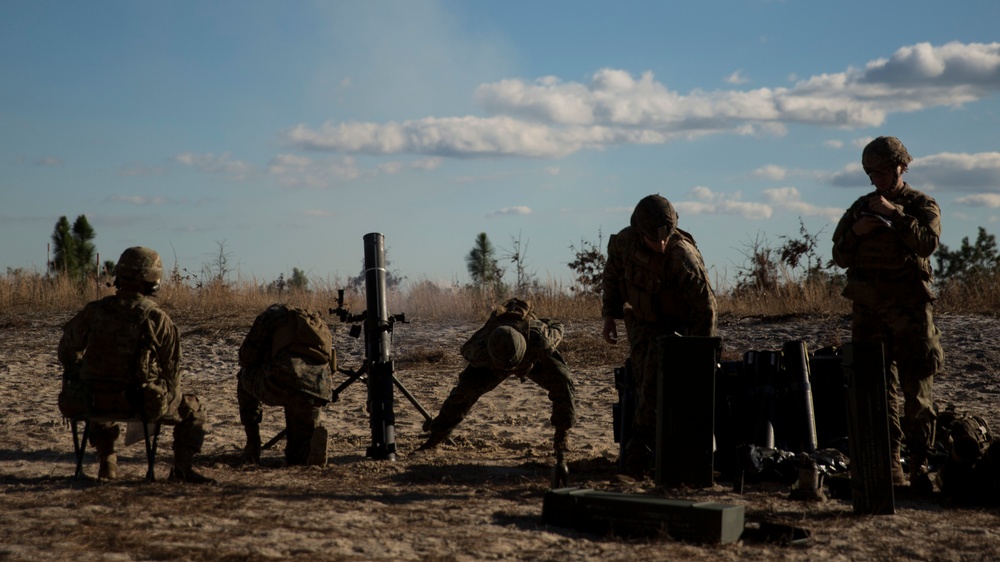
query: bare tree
202 238 234 284
503 231 536 295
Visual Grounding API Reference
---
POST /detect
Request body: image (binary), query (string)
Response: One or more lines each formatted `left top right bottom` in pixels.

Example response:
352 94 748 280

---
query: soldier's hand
602 317 618 345
852 215 886 236
867 194 896 215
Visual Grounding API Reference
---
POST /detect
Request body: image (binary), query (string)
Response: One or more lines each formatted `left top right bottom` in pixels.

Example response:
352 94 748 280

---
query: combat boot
909 460 933 496
94 439 119 481
241 424 262 465
169 448 215 484
305 425 328 467
416 431 449 452
97 452 119 481
890 447 906 486
622 437 652 480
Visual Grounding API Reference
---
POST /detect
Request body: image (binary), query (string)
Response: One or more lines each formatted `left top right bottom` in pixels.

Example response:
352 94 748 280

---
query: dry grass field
2 279 1000 561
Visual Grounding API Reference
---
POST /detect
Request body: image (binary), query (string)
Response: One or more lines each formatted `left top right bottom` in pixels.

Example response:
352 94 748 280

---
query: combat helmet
862 136 913 173
630 194 677 242
113 246 163 289
488 325 526 370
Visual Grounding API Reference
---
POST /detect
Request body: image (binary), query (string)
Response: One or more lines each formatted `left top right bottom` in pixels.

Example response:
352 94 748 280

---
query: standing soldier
417 298 576 456
58 246 213 483
237 304 336 466
602 194 717 479
832 136 943 493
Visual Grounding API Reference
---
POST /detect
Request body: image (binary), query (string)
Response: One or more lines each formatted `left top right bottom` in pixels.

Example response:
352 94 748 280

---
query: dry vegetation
2 274 1000 561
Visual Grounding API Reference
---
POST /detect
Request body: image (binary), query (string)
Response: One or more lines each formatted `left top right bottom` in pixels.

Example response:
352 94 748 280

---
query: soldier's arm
151 312 181 393
600 234 626 320
892 195 941 258
57 307 92 376
677 247 717 337
534 318 564 351
460 321 494 367
831 207 861 269
238 309 276 368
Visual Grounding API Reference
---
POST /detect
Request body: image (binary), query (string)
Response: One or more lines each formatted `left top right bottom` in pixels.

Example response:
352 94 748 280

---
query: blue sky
3 1 1000 291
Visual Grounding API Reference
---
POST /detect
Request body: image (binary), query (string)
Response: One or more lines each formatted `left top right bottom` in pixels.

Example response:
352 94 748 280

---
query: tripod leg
393 375 433 422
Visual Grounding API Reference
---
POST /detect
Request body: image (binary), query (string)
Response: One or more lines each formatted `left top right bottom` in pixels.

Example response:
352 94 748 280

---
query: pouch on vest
271 307 334 366
57 378 91 418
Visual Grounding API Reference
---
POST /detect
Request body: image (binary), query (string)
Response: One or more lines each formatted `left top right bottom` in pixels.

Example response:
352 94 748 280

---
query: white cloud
762 187 843 221
823 139 844 149
377 157 444 175
117 162 166 177
267 154 360 189
914 152 1000 191
282 116 662 158
175 152 255 179
36 156 63 167
107 195 168 205
725 70 750 85
282 41 1000 159
751 165 787 181
852 137 874 149
954 194 1000 207
487 206 532 218
675 186 772 220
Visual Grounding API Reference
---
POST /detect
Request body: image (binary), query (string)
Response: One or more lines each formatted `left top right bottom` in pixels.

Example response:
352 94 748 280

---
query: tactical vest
851 186 934 280
270 306 334 366
619 228 699 325
461 298 532 367
79 295 158 389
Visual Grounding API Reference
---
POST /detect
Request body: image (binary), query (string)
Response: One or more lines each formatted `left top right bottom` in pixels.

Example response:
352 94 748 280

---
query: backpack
460 298 533 365
271 306 335 366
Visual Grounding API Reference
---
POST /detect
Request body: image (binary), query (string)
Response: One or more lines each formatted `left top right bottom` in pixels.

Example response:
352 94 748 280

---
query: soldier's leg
624 335 659 477
420 365 505 449
284 397 324 466
891 303 942 493
852 303 906 484
89 422 121 480
237 368 265 464
526 351 576 452
168 393 213 484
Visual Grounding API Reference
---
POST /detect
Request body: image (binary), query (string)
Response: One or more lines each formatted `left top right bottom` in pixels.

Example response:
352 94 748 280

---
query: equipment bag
271 306 335 367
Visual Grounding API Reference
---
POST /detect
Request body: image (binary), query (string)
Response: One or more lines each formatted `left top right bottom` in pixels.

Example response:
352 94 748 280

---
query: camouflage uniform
58 289 208 480
602 195 717 474
422 299 576 451
237 304 334 465
832 180 944 480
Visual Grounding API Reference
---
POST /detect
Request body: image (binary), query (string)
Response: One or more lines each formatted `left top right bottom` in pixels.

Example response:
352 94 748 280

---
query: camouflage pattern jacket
832 182 941 306
58 290 182 419
238 304 334 401
601 226 717 336
460 307 564 375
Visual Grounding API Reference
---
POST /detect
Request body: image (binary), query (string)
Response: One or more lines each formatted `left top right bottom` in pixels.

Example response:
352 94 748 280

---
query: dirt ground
2 308 999 561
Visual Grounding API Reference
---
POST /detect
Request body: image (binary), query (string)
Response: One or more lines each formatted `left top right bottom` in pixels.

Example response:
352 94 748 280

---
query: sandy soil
2 308 999 561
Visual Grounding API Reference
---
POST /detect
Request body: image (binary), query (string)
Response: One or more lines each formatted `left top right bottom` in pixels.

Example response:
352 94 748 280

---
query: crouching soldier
58 246 213 483
237 304 336 466
418 298 576 456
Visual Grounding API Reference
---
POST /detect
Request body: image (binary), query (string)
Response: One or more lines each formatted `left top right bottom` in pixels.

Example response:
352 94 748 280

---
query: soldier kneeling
237 304 336 466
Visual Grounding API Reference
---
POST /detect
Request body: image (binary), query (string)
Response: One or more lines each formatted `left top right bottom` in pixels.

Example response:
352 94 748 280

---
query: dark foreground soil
2 309 999 561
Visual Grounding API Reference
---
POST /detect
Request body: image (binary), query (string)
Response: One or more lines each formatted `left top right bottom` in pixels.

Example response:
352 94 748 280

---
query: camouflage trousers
427 351 576 438
237 366 325 464
625 326 665 447
852 300 944 462
89 393 207 459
